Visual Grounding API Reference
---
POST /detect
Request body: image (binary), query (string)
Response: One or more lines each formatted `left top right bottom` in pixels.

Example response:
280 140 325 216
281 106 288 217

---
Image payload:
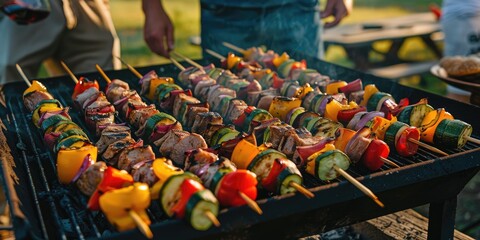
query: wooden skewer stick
289 182 314 199
408 138 448 156
170 58 186 71
128 210 153 239
238 191 263 215
380 157 401 168
95 64 112 84
466 136 480 145
116 57 143 79
204 211 221 227
333 165 385 208
15 64 31 87
171 52 204 70
60 61 79 84
222 42 246 54
205 49 226 61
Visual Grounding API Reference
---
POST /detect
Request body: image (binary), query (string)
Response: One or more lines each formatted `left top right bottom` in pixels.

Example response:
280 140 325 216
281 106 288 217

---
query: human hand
143 1 174 57
321 0 349 29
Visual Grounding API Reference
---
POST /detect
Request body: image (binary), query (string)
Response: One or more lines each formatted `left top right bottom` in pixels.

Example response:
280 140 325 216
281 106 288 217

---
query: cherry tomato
361 139 389 171
396 127 420 157
72 77 100 99
171 179 204 219
216 170 257 207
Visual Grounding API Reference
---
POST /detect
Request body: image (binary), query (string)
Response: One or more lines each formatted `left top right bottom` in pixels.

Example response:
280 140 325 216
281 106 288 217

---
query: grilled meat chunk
24 90 54 112
170 133 207 166
74 87 99 109
96 125 131 154
102 137 136 166
154 129 190 155
75 162 107 196
131 161 158 186
191 112 223 135
117 144 155 172
127 105 159 129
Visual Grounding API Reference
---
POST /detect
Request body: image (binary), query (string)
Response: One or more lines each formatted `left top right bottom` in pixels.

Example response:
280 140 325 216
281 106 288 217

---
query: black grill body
0 56 479 239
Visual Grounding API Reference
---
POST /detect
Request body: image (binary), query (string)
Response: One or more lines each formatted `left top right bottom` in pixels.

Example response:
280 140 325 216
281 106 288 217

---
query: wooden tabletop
324 13 440 46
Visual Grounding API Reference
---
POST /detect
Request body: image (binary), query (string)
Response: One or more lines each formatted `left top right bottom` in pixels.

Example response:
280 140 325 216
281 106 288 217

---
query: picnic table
323 13 442 71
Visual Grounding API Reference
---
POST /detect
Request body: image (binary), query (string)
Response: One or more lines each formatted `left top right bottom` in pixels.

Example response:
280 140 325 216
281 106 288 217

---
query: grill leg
427 196 457 240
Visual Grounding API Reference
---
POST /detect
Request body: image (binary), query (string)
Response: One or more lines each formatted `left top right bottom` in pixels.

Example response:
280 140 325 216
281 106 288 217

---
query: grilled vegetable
185 189 219 231
88 166 133 211
99 183 151 232
268 96 302 122
384 121 420 157
420 108 454 143
361 139 388 171
248 148 287 181
262 158 302 195
215 170 258 206
396 99 434 127
72 77 100 99
326 81 348 95
32 99 63 127
306 144 350 181
434 119 472 148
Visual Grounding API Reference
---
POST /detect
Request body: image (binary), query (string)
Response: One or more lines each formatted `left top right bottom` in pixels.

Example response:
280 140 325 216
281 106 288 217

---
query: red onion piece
353 111 384 131
71 154 94 183
296 138 334 167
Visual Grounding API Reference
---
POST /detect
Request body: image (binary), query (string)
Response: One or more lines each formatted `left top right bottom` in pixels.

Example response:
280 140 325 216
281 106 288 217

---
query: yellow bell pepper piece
231 139 261 169
150 158 183 199
273 52 290 68
370 116 397 140
306 144 336 176
334 128 356 152
360 84 379 106
23 80 48 97
99 183 151 232
268 96 302 121
420 108 454 143
324 100 358 122
147 77 174 101
227 53 242 70
326 81 348 95
296 84 314 100
251 69 272 81
57 145 97 184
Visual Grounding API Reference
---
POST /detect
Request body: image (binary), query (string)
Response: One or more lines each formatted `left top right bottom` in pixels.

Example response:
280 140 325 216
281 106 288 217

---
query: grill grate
1 58 479 239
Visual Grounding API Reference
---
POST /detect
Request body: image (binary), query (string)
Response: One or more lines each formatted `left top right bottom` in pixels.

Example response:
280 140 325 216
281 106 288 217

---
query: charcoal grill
0 55 479 239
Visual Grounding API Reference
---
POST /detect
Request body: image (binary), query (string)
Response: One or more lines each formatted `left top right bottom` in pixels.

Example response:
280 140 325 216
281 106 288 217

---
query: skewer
407 138 448 156
169 57 186 71
204 210 221 227
171 52 204 70
333 165 384 208
15 64 32 87
380 157 401 168
289 182 314 199
95 64 112 84
128 210 153 239
205 49 226 61
238 191 263 215
116 56 143 79
466 136 480 145
222 42 246 54
60 61 79 84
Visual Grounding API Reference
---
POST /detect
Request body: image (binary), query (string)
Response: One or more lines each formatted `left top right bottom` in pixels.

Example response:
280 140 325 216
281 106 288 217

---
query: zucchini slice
248 149 287 181
159 172 199 217
185 190 219 231
314 150 350 181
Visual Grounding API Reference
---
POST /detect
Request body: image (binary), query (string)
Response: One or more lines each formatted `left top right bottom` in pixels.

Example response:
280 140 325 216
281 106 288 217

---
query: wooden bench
367 61 438 80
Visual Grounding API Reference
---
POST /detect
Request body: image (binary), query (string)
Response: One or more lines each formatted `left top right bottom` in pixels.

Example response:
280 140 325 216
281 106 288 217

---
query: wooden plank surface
352 209 474 240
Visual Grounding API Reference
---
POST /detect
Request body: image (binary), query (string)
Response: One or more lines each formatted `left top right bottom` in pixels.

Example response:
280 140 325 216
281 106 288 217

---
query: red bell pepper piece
396 126 420 157
87 167 134 211
217 170 257 207
361 139 389 171
72 77 100 99
171 179 204 219
261 159 287 192
337 106 367 126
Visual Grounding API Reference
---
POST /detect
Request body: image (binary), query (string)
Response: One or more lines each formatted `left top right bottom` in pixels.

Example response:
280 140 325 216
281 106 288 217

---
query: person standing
0 0 120 84
142 0 349 60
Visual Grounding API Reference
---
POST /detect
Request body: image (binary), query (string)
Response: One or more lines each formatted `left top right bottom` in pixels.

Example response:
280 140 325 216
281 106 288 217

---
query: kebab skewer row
218 44 479 148
116 59 315 199
62 63 223 231
17 64 154 238
122 58 383 207
171 54 399 171
95 65 264 214
204 49 453 157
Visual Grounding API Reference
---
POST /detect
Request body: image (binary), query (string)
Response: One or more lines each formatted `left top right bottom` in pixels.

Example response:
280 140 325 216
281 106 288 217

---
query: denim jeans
200 0 322 62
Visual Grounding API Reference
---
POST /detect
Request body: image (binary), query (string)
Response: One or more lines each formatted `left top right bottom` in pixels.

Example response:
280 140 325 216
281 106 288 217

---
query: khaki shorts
0 0 120 84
